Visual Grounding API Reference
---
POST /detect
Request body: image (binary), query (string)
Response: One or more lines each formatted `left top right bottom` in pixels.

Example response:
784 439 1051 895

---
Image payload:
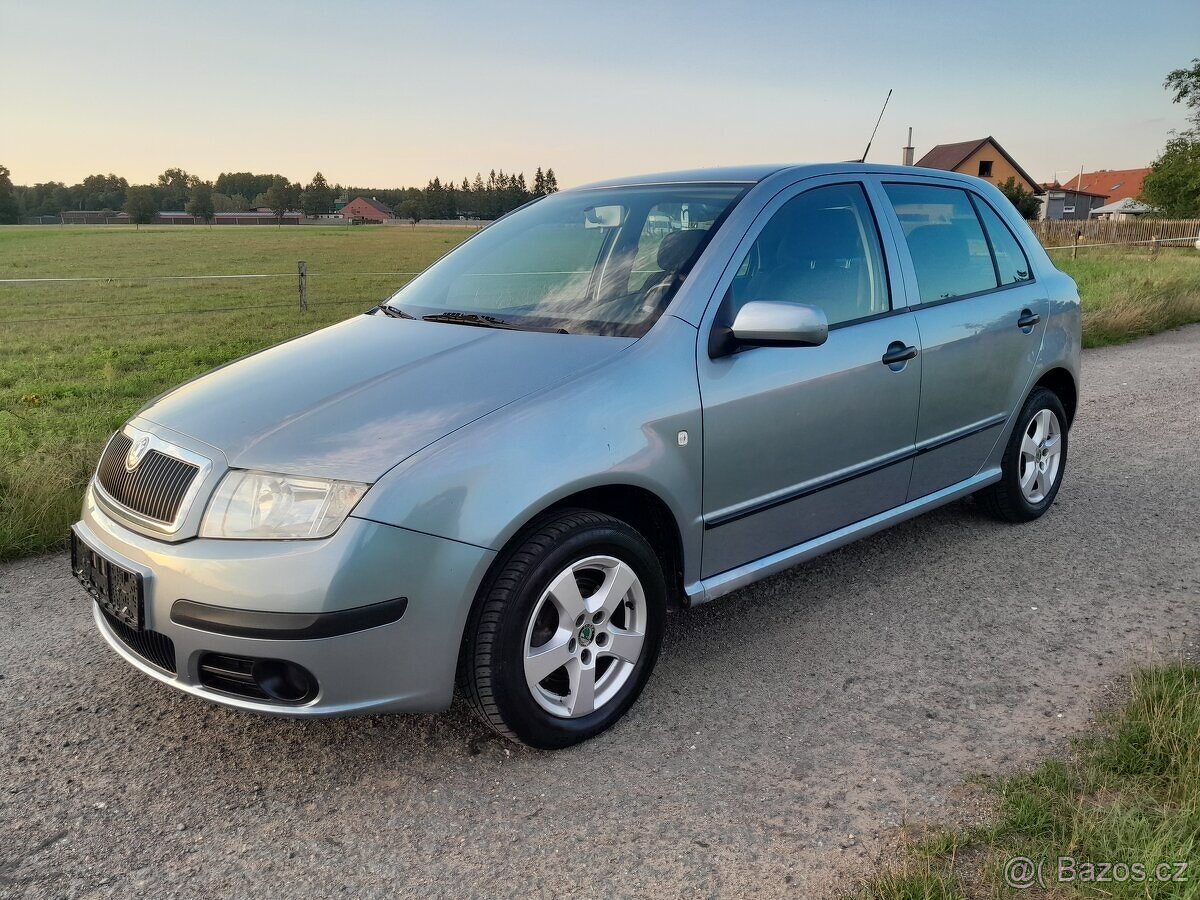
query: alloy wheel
522 555 648 718
1018 408 1062 504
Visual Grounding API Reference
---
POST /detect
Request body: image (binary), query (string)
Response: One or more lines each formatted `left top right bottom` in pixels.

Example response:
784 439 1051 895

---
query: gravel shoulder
2 326 1199 899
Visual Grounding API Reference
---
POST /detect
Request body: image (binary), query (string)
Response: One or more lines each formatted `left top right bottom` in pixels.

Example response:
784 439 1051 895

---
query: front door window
726 183 890 327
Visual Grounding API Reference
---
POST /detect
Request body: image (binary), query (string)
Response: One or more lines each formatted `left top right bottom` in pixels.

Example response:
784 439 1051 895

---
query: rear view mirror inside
584 205 625 228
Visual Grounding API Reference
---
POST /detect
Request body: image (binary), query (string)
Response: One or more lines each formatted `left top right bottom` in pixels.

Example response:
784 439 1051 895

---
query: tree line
0 165 560 225
350 168 559 222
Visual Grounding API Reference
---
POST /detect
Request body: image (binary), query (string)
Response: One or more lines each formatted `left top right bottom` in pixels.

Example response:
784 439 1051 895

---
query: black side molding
170 596 408 640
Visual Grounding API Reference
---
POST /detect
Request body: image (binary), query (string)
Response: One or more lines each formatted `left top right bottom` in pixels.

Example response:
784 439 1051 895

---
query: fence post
1073 231 1080 260
1151 236 1160 260
298 260 307 312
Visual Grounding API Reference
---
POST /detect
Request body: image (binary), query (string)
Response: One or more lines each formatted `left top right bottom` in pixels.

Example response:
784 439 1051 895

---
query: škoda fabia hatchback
73 164 1080 748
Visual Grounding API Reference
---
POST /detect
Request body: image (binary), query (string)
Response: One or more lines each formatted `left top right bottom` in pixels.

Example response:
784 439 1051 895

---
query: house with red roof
1061 169 1150 205
342 196 395 223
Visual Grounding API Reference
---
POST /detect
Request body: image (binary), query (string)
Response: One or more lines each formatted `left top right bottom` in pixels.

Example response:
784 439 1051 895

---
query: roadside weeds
852 661 1200 899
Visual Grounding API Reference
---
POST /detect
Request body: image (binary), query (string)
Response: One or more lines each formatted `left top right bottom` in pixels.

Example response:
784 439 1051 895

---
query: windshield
382 183 746 336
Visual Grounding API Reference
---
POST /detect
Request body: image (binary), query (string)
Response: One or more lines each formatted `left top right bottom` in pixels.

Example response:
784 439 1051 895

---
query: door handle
881 343 918 366
1017 310 1041 329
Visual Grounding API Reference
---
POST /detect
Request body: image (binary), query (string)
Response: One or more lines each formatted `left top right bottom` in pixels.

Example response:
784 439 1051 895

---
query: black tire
460 509 666 749
978 387 1069 523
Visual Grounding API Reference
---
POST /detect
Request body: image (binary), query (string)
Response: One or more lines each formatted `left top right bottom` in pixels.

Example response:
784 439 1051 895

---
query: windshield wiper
374 304 415 319
422 311 568 334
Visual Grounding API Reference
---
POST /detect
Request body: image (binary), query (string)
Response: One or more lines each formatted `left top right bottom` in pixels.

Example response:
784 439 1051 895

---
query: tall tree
397 198 423 226
262 176 299 226
997 177 1040 219
123 185 158 229
1141 136 1200 216
533 167 546 197
156 167 193 210
544 168 559 193
1142 59 1200 216
301 171 334 216
1164 58 1200 129
187 180 216 224
0 165 17 224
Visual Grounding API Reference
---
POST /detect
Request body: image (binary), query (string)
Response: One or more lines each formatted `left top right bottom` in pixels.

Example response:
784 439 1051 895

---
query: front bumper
77 487 495 716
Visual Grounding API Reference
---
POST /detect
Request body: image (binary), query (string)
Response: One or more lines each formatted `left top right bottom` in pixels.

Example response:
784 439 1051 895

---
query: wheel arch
1033 366 1078 426
475 483 687 615
544 485 685 607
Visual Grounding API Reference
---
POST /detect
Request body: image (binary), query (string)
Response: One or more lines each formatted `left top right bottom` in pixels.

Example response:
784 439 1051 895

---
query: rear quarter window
973 199 1034 286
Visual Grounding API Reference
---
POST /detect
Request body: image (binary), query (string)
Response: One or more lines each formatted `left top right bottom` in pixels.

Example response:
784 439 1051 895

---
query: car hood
138 314 635 482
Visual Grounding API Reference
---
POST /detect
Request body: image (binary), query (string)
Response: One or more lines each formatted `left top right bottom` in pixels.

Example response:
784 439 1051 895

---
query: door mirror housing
711 301 829 357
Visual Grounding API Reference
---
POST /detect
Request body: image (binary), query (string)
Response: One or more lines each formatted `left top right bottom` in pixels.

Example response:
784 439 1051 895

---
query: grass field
858 662 1200 899
0 225 472 559
1052 247 1200 349
2 226 1199 560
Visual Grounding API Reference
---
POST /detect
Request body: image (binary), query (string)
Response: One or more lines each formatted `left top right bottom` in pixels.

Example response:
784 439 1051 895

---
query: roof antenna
860 89 893 163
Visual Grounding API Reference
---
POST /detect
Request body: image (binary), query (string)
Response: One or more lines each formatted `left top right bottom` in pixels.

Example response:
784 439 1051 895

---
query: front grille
101 607 177 674
96 433 199 524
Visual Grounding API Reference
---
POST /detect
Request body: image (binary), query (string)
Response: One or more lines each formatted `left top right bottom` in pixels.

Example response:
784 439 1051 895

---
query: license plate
70 530 144 630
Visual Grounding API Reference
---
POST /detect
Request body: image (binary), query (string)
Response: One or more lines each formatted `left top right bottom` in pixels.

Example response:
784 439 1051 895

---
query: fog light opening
251 659 316 703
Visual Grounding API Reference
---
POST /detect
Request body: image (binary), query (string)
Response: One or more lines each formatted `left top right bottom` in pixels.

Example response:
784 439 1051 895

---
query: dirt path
2 326 1198 899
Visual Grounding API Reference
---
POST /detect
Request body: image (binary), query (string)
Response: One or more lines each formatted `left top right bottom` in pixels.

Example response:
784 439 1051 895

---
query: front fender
350 316 706 584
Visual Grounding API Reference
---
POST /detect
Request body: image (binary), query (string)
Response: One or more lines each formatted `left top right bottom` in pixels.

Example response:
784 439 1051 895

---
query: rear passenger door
875 178 1048 499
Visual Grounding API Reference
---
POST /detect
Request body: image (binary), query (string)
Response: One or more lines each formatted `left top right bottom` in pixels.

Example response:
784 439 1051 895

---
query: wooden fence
1028 218 1200 249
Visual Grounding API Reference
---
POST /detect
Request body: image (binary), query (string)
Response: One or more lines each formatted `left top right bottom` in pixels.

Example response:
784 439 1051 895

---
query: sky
3 0 1196 190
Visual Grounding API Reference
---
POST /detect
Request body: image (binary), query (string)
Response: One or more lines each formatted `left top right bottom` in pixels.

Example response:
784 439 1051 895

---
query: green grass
1054 247 1200 348
0 225 471 559
856 663 1200 899
1 229 1198 560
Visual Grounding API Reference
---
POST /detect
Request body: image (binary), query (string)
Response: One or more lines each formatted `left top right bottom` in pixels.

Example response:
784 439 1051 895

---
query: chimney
901 127 915 166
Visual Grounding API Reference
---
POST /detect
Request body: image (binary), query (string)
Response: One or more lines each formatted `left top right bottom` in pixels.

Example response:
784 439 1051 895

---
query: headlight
200 470 368 540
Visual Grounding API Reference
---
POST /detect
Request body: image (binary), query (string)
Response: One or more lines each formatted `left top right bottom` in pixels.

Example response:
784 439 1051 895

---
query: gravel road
3 325 1199 899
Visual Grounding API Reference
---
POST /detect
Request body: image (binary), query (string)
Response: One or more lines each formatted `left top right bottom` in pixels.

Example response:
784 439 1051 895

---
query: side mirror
714 301 828 356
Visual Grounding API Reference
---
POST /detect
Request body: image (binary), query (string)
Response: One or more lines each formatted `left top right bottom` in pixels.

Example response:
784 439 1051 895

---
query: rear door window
883 183 998 303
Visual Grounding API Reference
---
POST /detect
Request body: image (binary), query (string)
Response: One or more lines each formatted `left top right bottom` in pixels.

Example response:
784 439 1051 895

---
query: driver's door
698 179 921 578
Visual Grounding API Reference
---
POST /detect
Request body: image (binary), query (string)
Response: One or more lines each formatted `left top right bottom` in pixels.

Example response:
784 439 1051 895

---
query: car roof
572 165 789 189
569 162 988 191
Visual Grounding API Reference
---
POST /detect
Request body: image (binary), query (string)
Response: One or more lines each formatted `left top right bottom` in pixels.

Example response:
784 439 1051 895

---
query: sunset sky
4 0 1196 189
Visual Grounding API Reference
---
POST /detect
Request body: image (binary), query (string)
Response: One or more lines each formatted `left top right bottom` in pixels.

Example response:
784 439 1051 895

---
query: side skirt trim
686 468 1000 606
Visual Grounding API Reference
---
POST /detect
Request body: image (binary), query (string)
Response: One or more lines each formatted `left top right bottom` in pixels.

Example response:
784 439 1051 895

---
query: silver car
72 163 1080 748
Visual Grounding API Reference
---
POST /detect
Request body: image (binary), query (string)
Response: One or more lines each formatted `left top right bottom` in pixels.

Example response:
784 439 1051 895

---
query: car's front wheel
461 509 666 749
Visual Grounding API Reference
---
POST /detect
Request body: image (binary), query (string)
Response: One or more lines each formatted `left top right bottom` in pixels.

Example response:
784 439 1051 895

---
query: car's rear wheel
461 509 666 749
978 387 1068 522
